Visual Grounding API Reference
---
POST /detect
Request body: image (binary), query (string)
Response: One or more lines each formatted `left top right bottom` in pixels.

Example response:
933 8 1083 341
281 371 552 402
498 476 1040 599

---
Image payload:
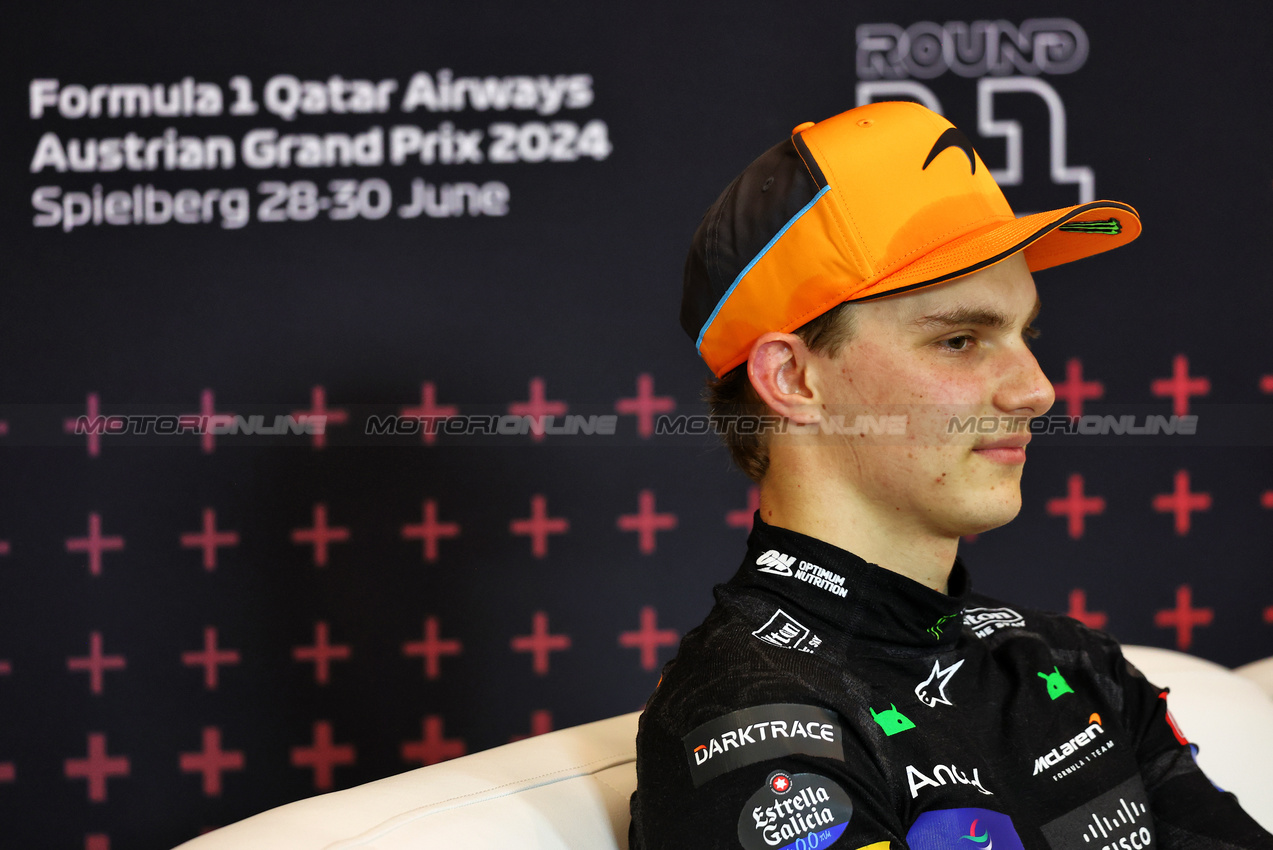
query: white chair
1236 655 1273 699
1124 645 1273 827
175 647 1273 848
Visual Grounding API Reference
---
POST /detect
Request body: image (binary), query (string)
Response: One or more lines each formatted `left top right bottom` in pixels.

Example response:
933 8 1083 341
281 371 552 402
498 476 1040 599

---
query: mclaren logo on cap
922 128 977 174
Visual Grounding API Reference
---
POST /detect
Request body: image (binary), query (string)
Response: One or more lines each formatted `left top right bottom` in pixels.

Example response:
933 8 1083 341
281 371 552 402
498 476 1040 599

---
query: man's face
807 251 1055 539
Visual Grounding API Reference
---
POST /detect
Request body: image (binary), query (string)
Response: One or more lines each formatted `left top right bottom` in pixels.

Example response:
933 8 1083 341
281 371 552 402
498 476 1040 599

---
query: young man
630 102 1273 848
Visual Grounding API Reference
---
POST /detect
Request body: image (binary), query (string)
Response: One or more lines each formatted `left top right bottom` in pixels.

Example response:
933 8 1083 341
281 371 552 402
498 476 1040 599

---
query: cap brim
849 201 1141 302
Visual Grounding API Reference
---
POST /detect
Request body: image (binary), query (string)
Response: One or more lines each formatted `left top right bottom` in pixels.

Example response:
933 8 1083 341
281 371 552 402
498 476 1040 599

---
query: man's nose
996 348 1056 417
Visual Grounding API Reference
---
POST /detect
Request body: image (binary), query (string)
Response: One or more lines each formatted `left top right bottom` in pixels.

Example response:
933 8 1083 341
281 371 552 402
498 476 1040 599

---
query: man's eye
941 335 974 351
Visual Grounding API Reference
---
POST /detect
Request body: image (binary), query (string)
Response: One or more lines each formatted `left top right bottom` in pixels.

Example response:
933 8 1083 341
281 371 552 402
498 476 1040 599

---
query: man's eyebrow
912 297 1042 330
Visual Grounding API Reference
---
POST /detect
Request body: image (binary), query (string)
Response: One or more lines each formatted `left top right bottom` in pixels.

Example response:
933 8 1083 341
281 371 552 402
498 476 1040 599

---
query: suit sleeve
1113 643 1273 848
630 701 907 850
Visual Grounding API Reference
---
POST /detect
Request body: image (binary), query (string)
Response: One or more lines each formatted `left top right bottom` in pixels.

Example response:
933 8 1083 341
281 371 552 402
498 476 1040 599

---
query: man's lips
975 436 1031 451
973 435 1030 463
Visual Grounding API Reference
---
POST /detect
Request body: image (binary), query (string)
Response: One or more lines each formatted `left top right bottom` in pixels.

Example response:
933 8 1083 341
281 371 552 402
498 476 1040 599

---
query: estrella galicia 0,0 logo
738 771 854 850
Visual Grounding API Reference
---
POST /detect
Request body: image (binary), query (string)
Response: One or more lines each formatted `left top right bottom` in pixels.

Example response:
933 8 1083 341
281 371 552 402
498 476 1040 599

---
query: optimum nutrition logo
755 550 796 576
754 551 849 599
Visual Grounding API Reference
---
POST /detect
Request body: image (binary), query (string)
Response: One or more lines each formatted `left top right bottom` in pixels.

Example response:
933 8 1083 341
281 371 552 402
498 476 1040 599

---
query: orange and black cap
682 101 1141 378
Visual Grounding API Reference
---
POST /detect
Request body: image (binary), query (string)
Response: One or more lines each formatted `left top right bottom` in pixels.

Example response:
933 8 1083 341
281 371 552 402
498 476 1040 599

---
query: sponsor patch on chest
682 703 845 786
738 771 854 850
1039 775 1155 850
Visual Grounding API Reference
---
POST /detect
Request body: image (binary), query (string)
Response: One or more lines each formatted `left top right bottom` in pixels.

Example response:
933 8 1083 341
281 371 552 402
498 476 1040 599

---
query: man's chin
948 495 1023 538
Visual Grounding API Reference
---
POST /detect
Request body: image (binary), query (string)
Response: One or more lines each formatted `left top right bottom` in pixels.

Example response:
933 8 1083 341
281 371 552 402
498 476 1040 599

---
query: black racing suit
630 515 1273 850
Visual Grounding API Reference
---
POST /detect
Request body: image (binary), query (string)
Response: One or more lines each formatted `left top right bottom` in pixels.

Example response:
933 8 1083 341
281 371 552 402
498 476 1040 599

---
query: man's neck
758 466 959 594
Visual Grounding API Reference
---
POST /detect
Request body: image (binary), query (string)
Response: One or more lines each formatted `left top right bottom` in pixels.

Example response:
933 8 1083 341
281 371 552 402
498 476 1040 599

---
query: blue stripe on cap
695 185 833 356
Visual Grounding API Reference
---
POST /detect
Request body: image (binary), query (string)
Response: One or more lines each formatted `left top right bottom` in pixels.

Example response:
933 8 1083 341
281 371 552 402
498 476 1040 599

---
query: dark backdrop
1 2 1271 847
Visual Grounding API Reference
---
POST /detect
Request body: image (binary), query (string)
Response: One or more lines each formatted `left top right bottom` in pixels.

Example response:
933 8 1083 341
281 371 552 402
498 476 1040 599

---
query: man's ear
747 333 821 425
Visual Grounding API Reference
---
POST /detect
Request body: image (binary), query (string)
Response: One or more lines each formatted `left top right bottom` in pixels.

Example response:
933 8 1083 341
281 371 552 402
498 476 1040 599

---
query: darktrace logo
1039 775 1154 850
756 549 796 576
752 609 823 653
963 607 1025 638
682 704 845 787
907 808 1025 850
906 763 993 799
738 771 855 850
1032 715 1111 781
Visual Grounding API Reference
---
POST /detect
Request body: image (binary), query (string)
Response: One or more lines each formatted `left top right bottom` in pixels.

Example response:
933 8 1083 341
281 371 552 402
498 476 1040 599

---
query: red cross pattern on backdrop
65 733 130 802
1067 589 1109 630
64 392 103 457
293 622 352 685
182 627 240 690
185 389 232 454
293 385 348 450
402 716 466 767
401 500 460 563
179 727 245 798
727 487 761 530
1150 354 1209 416
290 721 356 791
65 512 124 577
67 631 126 695
619 607 679 671
510 494 569 558
509 377 567 442
1152 470 1212 536
617 490 677 554
1052 358 1104 418
6 358 1272 850
511 611 571 675
402 381 456 446
180 508 239 571
1046 474 1106 539
402 617 462 680
291 503 351 567
510 710 554 743
1155 585 1215 651
615 373 676 438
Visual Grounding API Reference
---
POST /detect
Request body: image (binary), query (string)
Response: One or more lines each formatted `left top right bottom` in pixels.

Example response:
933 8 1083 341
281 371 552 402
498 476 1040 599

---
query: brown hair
705 302 857 481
